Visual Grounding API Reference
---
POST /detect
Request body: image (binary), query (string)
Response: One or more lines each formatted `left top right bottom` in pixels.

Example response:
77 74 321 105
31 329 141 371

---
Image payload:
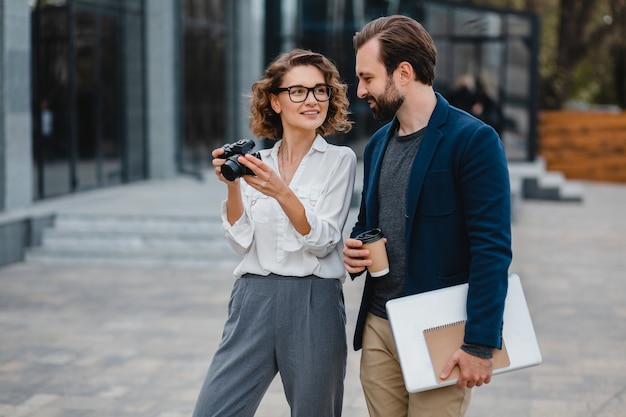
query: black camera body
217 139 261 181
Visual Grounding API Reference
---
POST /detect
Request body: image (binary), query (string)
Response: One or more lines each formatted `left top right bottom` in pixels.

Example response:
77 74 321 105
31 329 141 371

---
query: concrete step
40 230 229 252
25 248 240 269
52 213 223 235
24 213 241 269
508 159 584 202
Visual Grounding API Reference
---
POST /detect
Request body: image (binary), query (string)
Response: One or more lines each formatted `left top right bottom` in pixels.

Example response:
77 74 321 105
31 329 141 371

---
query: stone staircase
25 213 241 269
21 159 584 269
508 158 584 202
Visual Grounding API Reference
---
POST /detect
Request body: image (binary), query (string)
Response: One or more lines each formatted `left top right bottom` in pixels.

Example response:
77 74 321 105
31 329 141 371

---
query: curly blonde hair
249 49 352 139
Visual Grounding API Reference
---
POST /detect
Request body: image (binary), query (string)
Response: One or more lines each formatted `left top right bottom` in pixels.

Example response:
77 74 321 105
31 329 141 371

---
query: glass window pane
181 0 226 174
424 3 449 36
453 9 502 37
507 14 531 36
35 7 72 198
100 15 122 185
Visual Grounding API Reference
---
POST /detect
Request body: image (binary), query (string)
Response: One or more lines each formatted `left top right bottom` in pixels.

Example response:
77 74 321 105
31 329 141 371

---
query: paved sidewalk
1 176 626 417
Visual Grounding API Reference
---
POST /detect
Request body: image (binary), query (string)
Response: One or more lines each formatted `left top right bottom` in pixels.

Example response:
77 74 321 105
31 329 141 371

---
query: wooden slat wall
538 110 626 182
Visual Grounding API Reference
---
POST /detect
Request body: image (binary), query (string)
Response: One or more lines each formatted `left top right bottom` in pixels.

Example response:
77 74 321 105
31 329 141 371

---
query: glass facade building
31 0 146 198
2 0 539 207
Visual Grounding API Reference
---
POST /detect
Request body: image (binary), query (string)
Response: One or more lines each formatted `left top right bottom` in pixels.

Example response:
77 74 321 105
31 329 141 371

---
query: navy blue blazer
351 92 512 351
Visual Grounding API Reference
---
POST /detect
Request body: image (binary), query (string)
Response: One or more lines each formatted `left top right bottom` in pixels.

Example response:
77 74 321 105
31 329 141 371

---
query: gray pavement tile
468 182 626 417
1 180 626 417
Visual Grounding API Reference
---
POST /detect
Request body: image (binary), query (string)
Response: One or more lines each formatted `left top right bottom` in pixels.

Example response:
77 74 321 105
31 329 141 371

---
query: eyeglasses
274 84 332 103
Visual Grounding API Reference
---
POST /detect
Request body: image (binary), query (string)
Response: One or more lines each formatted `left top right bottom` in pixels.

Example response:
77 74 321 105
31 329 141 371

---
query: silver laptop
385 274 542 393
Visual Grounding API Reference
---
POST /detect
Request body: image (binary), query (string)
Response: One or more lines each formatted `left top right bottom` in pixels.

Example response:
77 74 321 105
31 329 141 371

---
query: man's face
355 38 404 122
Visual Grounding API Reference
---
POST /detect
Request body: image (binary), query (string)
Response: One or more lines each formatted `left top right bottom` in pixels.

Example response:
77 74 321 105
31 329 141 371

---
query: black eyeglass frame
273 84 333 103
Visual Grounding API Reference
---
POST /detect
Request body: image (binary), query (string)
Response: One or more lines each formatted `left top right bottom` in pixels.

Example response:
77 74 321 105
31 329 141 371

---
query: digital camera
217 139 261 181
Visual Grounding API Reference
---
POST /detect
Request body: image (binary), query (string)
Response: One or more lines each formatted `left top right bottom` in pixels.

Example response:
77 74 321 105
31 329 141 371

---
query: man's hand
343 238 370 275
440 348 493 390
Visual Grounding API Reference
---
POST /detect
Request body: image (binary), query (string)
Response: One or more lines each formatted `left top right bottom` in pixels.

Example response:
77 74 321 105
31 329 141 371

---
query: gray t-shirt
369 127 425 319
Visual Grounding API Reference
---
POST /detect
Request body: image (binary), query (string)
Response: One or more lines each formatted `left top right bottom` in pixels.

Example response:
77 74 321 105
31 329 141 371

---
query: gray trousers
192 274 347 417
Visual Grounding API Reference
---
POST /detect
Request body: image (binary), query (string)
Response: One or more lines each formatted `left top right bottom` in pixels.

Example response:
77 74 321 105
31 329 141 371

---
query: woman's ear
270 94 281 114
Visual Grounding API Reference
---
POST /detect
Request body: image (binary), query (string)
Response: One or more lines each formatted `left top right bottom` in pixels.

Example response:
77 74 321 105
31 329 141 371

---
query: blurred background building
1 0 538 209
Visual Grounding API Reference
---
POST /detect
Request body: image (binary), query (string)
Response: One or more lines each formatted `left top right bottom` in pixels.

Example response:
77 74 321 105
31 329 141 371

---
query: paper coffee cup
355 228 389 277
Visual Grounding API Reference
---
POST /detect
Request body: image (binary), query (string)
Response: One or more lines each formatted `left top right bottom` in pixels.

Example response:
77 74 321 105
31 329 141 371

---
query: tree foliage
463 0 626 109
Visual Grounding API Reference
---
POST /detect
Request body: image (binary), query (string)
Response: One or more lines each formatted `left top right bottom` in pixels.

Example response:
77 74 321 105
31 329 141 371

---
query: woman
192 49 356 417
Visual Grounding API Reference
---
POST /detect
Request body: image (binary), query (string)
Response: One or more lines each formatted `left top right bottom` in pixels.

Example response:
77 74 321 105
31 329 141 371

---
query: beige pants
360 313 471 417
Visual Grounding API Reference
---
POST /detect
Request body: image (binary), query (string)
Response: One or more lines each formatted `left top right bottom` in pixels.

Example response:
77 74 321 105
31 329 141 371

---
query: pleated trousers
192 274 347 417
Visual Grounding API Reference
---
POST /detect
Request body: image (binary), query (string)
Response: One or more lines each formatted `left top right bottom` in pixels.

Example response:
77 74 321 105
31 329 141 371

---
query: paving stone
1 178 626 417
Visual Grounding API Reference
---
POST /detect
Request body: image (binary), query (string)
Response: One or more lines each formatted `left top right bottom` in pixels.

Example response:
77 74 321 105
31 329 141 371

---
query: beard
369 77 404 122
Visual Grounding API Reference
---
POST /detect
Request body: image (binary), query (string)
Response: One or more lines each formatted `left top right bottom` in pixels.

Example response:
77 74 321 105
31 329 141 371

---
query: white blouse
221 135 357 282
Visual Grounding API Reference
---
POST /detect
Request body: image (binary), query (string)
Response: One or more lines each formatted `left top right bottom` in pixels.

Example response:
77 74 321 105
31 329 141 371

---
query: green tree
463 0 626 109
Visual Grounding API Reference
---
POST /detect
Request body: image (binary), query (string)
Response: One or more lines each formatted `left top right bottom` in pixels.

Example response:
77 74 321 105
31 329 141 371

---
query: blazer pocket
418 170 456 216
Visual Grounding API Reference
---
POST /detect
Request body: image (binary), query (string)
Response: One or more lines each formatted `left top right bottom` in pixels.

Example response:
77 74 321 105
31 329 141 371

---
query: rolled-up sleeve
297 149 357 257
221 199 254 255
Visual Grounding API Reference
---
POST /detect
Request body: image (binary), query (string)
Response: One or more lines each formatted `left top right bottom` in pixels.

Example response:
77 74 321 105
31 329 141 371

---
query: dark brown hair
249 49 352 139
353 15 436 86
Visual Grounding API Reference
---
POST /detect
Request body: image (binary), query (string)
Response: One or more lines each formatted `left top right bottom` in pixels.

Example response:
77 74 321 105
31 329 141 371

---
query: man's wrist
461 343 494 359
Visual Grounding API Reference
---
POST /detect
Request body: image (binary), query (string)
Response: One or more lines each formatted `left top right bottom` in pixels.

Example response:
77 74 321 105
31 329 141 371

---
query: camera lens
221 158 243 181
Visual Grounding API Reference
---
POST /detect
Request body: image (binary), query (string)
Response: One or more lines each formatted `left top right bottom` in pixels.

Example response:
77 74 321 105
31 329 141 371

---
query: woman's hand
236 154 289 199
238 154 310 235
211 148 240 186
211 147 244 224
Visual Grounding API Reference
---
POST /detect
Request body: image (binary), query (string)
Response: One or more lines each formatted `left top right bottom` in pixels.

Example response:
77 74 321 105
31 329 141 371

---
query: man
343 15 512 417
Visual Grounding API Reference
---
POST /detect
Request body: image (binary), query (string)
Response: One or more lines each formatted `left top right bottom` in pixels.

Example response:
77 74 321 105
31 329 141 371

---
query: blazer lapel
365 121 396 229
405 94 448 237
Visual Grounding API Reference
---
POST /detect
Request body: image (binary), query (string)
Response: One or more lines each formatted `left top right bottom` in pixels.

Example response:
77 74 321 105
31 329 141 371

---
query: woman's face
270 65 330 137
